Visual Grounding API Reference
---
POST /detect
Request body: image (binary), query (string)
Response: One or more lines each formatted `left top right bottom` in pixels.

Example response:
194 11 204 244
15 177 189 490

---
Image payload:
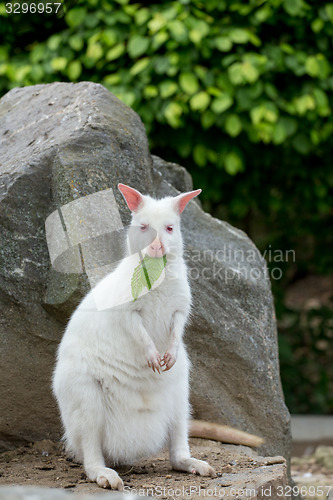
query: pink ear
118 184 144 212
173 189 202 214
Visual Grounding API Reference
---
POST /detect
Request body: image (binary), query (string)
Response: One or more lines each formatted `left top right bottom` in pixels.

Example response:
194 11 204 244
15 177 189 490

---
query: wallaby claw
146 348 162 374
161 349 177 371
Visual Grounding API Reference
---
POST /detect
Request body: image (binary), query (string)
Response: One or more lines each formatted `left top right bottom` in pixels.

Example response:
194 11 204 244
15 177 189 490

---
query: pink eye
140 224 148 232
166 225 173 233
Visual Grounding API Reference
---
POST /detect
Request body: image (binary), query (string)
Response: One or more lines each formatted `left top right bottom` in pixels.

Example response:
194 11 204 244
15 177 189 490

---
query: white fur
52 187 215 490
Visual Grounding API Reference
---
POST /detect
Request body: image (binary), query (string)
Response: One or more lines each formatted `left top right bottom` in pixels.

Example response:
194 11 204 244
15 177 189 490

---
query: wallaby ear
118 184 144 212
173 189 202 215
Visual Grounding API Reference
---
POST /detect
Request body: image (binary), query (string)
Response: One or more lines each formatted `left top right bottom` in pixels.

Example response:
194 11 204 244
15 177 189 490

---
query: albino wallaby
53 184 216 490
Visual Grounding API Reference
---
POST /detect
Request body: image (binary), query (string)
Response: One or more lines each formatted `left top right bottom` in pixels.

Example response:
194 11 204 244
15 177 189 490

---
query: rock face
0 83 291 461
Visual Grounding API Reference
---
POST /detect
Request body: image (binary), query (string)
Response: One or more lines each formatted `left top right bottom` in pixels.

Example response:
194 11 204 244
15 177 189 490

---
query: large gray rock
0 83 291 461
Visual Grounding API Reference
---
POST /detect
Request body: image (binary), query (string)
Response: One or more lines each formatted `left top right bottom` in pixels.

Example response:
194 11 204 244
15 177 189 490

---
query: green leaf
305 55 320 77
30 64 44 82
164 102 183 128
106 43 125 61
102 29 117 47
215 37 233 52
103 74 121 85
66 8 87 28
67 60 81 80
148 13 167 33
69 35 84 52
114 90 136 107
135 8 150 25
47 35 62 51
189 91 211 111
224 151 244 175
313 88 330 116
128 35 149 58
292 134 311 155
144 85 159 98
131 262 147 301
225 114 242 137
86 43 103 61
159 80 178 98
130 57 150 75
201 110 215 129
229 28 249 44
152 32 169 50
294 94 316 115
211 94 233 113
272 122 288 145
311 18 324 33
241 61 259 83
179 72 199 95
228 63 245 85
250 103 278 124
51 57 67 72
283 0 306 17
131 256 167 301
325 3 333 22
279 117 298 136
193 144 207 167
168 20 188 42
189 20 210 44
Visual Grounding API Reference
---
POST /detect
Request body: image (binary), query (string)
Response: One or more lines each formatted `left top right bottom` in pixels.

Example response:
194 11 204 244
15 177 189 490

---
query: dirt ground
0 439 332 499
0 439 257 496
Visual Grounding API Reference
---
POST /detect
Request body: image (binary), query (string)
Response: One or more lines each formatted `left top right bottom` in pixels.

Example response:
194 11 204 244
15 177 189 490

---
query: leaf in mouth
131 255 167 301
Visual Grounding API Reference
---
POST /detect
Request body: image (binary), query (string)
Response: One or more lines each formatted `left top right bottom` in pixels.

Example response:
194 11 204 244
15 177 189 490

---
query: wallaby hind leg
169 413 216 477
57 375 124 491
82 432 123 490
168 367 216 478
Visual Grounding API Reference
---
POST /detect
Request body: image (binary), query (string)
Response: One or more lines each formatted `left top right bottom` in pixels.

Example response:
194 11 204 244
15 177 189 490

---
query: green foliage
1 0 332 412
279 305 333 414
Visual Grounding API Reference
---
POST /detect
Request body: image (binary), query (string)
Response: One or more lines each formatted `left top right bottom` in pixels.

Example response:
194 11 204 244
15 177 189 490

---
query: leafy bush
1 0 332 412
1 0 332 271
279 305 333 414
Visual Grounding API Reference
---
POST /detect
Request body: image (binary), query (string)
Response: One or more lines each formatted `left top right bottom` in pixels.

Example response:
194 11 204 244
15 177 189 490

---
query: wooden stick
189 420 265 448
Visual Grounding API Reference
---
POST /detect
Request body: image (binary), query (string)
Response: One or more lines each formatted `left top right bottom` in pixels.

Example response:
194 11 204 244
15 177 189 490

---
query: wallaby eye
166 225 173 233
140 224 148 232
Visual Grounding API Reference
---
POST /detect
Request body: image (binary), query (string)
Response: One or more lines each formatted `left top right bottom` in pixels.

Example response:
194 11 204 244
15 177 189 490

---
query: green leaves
211 94 233 113
225 114 242 137
1 0 333 298
189 91 211 111
131 255 167 301
224 151 244 175
128 36 149 58
65 7 87 28
179 73 199 95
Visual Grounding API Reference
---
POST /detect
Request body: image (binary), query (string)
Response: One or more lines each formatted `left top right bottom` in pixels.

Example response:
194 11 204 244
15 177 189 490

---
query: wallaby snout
147 235 165 258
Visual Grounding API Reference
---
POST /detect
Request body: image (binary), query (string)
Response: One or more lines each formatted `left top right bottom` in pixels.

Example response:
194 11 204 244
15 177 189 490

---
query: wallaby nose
148 236 164 258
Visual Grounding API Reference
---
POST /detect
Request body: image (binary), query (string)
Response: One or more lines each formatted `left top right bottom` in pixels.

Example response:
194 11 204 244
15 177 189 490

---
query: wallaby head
118 184 201 259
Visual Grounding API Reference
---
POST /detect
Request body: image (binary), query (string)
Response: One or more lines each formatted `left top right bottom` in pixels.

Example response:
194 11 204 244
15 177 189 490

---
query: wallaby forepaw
96 468 124 490
146 348 162 374
161 350 177 371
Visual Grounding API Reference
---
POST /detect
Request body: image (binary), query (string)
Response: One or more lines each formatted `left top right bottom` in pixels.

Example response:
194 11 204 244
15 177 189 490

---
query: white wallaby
52 184 216 490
